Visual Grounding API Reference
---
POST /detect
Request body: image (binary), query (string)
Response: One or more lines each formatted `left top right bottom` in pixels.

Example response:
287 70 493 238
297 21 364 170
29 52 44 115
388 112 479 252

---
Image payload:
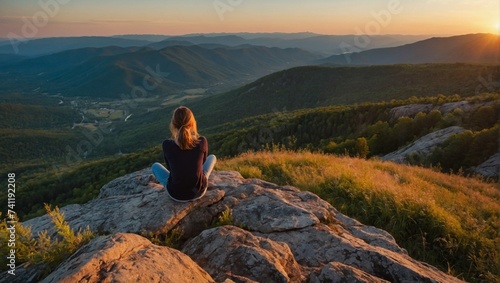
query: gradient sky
0 0 498 38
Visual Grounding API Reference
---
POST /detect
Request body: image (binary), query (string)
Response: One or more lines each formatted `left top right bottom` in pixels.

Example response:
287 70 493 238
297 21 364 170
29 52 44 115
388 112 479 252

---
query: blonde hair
170 106 199 150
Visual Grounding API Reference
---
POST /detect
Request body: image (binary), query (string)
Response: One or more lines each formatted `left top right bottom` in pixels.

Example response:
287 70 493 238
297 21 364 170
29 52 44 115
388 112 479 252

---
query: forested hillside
2 63 498 181
207 93 499 173
0 103 83 171
189 64 499 128
98 63 498 155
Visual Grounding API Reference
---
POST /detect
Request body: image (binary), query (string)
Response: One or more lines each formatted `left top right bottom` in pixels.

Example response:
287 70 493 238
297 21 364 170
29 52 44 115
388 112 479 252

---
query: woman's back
162 137 208 200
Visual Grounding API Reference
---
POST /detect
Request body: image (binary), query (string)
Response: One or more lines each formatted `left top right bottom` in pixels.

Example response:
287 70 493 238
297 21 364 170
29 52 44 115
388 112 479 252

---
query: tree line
209 93 499 174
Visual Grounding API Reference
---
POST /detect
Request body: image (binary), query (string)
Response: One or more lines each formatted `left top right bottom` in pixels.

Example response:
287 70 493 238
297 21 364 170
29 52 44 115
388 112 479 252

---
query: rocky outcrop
387 100 499 179
389 103 434 119
23 169 225 237
389 100 489 119
7 170 464 283
382 126 465 163
470 152 500 179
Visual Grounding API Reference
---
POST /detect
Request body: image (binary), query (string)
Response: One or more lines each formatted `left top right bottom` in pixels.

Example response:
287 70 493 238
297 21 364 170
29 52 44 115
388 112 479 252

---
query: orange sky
0 0 498 38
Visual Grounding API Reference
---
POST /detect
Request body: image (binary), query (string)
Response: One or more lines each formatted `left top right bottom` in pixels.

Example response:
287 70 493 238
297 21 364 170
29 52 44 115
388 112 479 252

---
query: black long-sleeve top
162 137 208 200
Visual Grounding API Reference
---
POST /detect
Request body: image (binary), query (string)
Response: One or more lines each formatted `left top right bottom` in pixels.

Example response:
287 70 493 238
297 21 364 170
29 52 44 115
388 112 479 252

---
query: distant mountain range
156 34 430 56
0 36 152 57
0 45 321 97
0 33 498 99
321 33 500 65
0 33 429 57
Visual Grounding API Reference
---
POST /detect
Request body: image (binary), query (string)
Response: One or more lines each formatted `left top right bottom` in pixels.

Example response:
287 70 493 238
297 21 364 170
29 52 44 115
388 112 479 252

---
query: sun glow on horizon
0 0 498 37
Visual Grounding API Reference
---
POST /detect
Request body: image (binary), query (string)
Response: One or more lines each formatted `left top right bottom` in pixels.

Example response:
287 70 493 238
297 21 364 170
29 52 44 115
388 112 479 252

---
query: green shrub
0 204 95 279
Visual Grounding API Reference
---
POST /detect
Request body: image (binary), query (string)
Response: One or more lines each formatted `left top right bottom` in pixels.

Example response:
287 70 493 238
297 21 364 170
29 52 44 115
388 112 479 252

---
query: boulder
470 152 500 179
182 225 304 283
40 233 214 283
382 126 465 163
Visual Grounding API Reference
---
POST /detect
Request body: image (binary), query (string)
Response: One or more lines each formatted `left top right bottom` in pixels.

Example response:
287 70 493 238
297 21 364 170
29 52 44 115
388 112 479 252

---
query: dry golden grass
218 150 500 282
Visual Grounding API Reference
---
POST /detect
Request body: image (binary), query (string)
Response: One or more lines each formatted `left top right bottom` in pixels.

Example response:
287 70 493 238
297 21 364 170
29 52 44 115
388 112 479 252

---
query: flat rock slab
24 168 225 236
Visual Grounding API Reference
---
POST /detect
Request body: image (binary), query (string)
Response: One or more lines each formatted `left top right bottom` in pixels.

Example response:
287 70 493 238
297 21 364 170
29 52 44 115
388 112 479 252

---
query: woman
152 106 216 202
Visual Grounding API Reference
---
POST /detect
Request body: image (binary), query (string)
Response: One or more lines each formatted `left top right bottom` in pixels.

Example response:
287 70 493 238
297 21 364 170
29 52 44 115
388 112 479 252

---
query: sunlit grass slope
218 150 500 282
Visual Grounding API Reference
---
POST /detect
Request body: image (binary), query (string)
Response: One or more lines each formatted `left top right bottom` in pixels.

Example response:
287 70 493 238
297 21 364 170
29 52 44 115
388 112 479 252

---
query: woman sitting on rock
152 106 216 202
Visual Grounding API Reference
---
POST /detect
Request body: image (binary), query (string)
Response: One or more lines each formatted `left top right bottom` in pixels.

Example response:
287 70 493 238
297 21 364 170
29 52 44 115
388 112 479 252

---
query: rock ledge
5 170 464 283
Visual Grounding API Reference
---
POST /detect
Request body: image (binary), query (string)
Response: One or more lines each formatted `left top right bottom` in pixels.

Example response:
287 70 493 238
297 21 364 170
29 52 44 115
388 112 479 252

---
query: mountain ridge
321 33 500 65
186 63 499 128
0 33 428 57
0 44 321 97
0 36 153 56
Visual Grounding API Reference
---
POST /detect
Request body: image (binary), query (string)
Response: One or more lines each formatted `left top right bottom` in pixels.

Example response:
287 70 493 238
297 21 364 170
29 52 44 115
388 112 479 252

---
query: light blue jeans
151 154 217 202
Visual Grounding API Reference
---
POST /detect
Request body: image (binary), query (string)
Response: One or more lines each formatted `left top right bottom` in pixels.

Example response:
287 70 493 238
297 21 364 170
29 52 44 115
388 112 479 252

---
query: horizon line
2 31 497 40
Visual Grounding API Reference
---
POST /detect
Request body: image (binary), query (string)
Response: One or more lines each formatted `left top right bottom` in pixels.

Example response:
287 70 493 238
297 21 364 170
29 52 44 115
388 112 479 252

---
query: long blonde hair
170 106 199 150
